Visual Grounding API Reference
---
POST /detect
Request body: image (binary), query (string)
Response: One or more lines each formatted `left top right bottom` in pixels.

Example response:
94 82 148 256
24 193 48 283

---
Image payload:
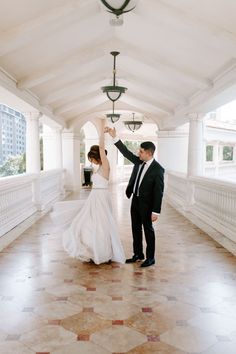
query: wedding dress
51 169 125 265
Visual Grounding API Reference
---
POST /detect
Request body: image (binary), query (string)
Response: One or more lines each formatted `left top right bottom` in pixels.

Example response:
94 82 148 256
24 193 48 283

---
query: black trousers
130 195 155 259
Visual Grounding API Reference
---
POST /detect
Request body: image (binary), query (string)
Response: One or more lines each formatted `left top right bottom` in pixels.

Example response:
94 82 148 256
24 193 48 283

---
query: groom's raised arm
105 127 139 165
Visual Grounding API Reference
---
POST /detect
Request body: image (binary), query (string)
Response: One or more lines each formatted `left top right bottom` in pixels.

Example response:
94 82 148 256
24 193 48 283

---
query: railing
166 171 236 253
40 169 64 208
191 176 236 243
205 163 236 181
0 169 64 238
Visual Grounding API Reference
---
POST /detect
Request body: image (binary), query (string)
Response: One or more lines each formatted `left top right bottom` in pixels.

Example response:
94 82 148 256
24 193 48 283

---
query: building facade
0 104 26 165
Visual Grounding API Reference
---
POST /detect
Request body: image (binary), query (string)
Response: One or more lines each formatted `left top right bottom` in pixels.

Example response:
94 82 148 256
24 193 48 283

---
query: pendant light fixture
124 112 143 132
106 102 121 123
101 51 127 102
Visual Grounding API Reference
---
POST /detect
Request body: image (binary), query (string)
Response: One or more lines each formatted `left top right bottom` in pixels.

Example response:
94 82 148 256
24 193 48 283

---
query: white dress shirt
133 158 154 196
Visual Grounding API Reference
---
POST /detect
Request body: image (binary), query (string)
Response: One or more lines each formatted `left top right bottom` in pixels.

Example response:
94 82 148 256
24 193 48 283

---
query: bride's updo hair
87 145 107 163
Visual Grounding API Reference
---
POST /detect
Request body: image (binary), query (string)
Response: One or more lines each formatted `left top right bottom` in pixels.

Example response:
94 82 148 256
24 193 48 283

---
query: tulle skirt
51 189 125 264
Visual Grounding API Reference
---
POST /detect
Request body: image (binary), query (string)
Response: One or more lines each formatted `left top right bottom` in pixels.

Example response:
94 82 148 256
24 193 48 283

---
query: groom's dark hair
140 141 155 155
88 145 107 163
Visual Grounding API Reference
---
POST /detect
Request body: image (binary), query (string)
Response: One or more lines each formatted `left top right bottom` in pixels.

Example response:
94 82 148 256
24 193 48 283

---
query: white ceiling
0 0 236 129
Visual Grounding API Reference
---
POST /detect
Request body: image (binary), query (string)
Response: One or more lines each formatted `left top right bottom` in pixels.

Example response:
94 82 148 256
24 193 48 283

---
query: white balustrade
0 174 37 237
190 176 236 243
166 171 236 254
0 169 65 238
39 169 64 208
165 171 187 209
205 163 236 181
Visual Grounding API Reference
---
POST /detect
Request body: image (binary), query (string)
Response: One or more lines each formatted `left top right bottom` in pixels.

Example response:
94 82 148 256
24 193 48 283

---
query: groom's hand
151 213 158 222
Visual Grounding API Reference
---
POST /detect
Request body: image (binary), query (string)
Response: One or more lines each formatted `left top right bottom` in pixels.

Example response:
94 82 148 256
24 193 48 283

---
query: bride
51 123 125 265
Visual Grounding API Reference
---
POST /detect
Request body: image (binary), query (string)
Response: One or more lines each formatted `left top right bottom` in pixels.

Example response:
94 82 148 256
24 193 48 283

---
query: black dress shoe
126 254 145 263
140 258 155 267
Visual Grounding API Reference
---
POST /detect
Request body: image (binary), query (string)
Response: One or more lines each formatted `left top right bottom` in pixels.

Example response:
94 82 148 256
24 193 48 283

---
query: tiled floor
0 182 236 354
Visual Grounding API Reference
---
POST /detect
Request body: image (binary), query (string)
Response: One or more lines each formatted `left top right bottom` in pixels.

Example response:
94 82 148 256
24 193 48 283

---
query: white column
43 125 64 196
43 125 63 170
157 130 189 173
187 113 205 176
25 111 42 209
62 131 81 191
25 112 41 174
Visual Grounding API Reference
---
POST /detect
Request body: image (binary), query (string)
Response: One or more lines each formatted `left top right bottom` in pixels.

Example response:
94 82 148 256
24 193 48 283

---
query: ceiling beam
160 58 236 129
40 76 108 106
52 83 109 113
0 67 65 127
152 0 236 55
121 80 174 115
17 32 112 89
120 93 170 116
17 46 109 89
0 0 98 57
120 70 188 105
117 38 212 89
54 91 106 116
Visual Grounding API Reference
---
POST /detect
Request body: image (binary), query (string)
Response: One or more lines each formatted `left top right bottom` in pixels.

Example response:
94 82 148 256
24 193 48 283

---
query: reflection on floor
0 183 236 354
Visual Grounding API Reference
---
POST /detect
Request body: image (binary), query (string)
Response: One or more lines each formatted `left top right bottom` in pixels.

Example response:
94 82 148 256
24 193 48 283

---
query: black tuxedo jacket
115 140 165 214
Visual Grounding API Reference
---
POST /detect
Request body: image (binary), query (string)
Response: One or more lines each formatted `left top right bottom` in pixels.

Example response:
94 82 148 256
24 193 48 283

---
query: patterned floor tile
126 341 187 353
20 325 76 352
0 341 35 354
125 311 176 335
0 185 236 354
94 300 140 320
202 338 236 354
51 341 111 354
91 326 147 352
60 312 111 335
160 326 217 352
34 300 82 320
188 313 236 336
0 312 46 335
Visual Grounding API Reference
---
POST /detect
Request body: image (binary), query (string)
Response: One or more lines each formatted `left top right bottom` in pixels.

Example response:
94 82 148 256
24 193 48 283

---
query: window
206 145 214 162
223 146 234 161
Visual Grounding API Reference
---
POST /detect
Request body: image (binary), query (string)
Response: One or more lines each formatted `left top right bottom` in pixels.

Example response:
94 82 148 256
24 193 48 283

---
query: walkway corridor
0 183 236 354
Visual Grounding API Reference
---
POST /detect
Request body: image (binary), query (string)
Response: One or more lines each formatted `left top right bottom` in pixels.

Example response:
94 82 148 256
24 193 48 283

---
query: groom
106 127 164 267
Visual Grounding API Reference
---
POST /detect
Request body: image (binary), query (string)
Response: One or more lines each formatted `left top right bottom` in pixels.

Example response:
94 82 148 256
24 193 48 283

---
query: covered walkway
0 183 236 354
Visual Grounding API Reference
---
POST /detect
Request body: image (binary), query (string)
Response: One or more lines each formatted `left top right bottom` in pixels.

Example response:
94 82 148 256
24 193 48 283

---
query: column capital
187 113 206 122
23 111 43 121
157 130 188 138
62 131 81 140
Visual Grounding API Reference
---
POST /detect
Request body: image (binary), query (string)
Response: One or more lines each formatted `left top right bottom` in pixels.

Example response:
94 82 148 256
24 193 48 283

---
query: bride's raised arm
99 119 110 177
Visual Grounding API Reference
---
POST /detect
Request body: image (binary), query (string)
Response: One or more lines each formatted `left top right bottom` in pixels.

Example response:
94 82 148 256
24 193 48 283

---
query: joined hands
104 126 116 138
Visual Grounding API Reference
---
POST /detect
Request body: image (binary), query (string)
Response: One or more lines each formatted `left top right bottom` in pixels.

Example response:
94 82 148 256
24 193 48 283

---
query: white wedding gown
51 170 125 265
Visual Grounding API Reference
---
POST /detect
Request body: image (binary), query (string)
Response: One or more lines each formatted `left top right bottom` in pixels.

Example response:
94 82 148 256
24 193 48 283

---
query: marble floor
0 182 236 354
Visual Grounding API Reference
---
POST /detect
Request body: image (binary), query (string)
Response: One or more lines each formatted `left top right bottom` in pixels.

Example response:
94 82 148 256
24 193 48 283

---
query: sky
217 100 236 122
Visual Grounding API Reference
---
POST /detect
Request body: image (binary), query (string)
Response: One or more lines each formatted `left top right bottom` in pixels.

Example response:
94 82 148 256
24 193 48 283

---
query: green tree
0 154 26 177
124 141 141 165
223 146 233 161
206 145 213 162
